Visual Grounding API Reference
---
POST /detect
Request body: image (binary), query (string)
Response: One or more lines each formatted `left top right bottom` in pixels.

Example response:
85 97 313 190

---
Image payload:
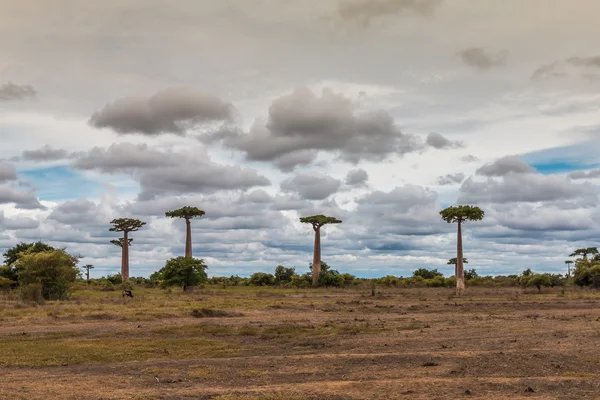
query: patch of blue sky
521 140 600 175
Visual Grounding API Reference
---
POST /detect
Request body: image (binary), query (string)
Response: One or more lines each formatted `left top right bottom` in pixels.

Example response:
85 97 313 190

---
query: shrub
0 276 15 291
157 257 208 291
274 266 295 284
526 274 552 292
574 262 600 288
290 273 310 288
106 273 123 285
16 249 79 300
249 272 275 286
20 283 45 304
413 268 443 280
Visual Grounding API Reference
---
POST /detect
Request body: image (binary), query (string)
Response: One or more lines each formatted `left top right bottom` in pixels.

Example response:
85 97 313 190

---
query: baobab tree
165 206 205 258
109 218 146 282
300 214 342 287
83 264 94 284
447 257 468 278
440 205 484 295
564 260 574 279
569 247 599 261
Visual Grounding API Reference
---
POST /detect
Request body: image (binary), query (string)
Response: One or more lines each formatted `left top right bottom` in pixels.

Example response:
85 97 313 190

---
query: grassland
1 284 600 399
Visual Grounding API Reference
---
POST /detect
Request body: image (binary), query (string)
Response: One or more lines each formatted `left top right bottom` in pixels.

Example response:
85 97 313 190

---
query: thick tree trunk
185 218 192 258
122 231 129 282
456 221 464 295
312 227 321 287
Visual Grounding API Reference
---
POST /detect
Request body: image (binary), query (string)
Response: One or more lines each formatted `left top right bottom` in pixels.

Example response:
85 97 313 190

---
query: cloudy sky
2 0 600 278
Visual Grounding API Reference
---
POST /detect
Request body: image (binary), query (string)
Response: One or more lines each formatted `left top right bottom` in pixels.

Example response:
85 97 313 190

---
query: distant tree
165 206 205 258
300 214 342 287
440 205 484 295
156 257 208 291
17 249 79 300
464 268 479 280
413 268 443 280
306 261 346 287
249 272 275 286
447 257 468 278
82 264 94 284
569 247 599 261
565 260 574 279
526 274 552 293
573 259 600 288
110 238 133 248
109 218 146 282
274 265 295 284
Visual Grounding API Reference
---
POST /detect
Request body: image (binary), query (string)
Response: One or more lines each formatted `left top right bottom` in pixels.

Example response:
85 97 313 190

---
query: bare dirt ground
1 285 600 399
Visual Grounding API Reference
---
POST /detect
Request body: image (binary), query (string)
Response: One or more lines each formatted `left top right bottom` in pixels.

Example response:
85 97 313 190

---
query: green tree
249 272 275 286
565 260 574 279
569 247 599 261
16 249 80 300
82 264 94 284
274 265 295 284
413 268 443 279
447 257 468 278
300 214 342 287
2 241 56 282
165 206 206 258
526 274 552 293
440 205 485 295
157 257 208 291
573 260 600 288
464 268 479 280
109 218 146 282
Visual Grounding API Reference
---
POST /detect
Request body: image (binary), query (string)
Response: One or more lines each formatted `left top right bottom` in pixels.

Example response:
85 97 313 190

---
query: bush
0 276 15 291
157 257 208 291
249 272 275 286
290 273 310 288
526 274 552 292
16 249 79 300
106 273 123 285
574 261 600 288
274 266 295 284
413 268 443 280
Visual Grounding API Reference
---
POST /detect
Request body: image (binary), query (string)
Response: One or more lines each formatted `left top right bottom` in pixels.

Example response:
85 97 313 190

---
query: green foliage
248 272 275 286
274 265 295 284
569 247 599 259
447 257 468 265
20 282 45 304
105 273 123 285
439 205 485 224
0 276 14 291
3 241 56 267
290 273 311 288
305 262 353 287
157 257 208 290
109 218 146 233
464 268 479 280
573 261 600 288
165 206 206 220
526 274 552 292
16 249 80 300
299 214 342 229
412 268 443 279
110 238 133 247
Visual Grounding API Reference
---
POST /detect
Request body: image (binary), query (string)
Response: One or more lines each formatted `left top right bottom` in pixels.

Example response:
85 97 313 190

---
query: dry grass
1 285 600 399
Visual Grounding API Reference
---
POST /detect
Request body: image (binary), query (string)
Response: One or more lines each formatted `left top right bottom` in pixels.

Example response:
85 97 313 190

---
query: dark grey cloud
215 86 423 166
458 174 598 205
273 150 317 172
22 145 70 162
72 142 270 199
339 0 443 25
48 198 102 226
345 168 369 186
569 168 600 180
280 172 341 200
476 155 535 176
0 82 36 101
0 162 17 182
426 132 464 149
436 172 464 185
0 211 39 230
0 185 44 209
458 47 508 70
89 87 233 135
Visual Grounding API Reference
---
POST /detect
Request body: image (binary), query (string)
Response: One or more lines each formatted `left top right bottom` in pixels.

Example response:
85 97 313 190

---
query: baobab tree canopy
110 238 133 247
299 214 342 230
109 218 146 233
165 206 205 220
448 257 468 265
440 205 485 223
569 247 599 259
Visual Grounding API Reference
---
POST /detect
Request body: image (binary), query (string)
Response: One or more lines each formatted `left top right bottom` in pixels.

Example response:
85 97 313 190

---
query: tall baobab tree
447 257 468 278
83 264 94 284
569 247 599 261
165 206 205 258
440 205 484 295
564 260 573 279
109 218 146 282
300 214 342 287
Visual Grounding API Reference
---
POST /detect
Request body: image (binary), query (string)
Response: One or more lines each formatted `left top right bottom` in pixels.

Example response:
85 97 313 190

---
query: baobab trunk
122 231 129 282
185 218 192 258
312 227 321 287
456 221 465 295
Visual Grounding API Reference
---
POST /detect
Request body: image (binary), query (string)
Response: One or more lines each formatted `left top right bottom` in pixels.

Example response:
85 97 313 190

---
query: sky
1 0 600 279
